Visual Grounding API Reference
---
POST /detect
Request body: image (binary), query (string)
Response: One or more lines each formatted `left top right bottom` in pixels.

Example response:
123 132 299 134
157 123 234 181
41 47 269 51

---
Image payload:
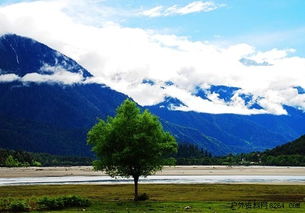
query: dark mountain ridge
266 134 305 156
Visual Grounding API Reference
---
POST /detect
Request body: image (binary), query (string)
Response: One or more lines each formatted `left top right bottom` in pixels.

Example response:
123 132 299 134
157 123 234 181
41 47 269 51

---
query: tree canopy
87 99 177 200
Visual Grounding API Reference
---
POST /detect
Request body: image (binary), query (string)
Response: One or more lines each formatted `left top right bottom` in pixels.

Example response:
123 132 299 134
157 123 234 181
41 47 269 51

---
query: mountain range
1 34 305 156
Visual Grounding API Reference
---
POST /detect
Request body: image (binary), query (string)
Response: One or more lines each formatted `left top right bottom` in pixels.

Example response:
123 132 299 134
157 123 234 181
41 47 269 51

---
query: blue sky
1 0 305 115
101 0 305 55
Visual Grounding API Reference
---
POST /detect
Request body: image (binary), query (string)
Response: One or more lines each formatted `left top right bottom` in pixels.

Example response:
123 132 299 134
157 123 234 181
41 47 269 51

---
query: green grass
1 184 305 212
39 201 304 213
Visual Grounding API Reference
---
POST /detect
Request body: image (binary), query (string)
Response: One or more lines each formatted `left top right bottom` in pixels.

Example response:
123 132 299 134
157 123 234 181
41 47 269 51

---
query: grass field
0 184 305 212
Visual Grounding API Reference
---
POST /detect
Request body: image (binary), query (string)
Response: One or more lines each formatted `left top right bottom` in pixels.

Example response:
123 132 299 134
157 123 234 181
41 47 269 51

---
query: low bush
0 198 10 211
37 195 91 210
37 197 64 210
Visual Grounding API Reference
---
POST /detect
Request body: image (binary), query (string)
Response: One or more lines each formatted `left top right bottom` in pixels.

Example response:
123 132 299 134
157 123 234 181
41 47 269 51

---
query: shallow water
0 175 305 186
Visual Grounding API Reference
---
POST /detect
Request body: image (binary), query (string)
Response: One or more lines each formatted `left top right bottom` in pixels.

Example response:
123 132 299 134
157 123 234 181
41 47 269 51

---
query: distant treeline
176 151 305 166
216 135 305 166
175 137 305 166
1 134 305 167
0 149 92 167
214 152 305 166
173 143 215 165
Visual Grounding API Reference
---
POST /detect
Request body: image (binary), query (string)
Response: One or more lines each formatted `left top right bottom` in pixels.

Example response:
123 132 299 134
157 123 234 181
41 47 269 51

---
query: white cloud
140 1 223 17
0 65 85 85
0 0 305 115
0 73 20 82
141 6 163 18
22 70 85 84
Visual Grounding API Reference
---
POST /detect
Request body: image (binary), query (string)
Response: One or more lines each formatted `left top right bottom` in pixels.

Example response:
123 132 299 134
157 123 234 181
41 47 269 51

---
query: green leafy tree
87 99 177 200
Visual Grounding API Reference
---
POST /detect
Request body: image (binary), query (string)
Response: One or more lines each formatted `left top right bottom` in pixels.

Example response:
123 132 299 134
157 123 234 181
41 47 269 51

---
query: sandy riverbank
0 166 304 178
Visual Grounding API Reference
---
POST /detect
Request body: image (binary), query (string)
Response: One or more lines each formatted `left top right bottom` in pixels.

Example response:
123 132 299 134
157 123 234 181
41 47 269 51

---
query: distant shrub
37 195 90 210
137 193 149 201
22 162 30 167
4 155 20 167
9 200 30 212
32 161 42 166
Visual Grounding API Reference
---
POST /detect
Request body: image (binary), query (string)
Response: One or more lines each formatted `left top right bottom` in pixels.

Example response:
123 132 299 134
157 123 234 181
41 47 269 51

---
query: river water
0 175 305 186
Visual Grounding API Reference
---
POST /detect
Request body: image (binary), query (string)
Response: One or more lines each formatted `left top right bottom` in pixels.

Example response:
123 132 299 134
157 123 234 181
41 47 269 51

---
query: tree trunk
133 175 139 201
